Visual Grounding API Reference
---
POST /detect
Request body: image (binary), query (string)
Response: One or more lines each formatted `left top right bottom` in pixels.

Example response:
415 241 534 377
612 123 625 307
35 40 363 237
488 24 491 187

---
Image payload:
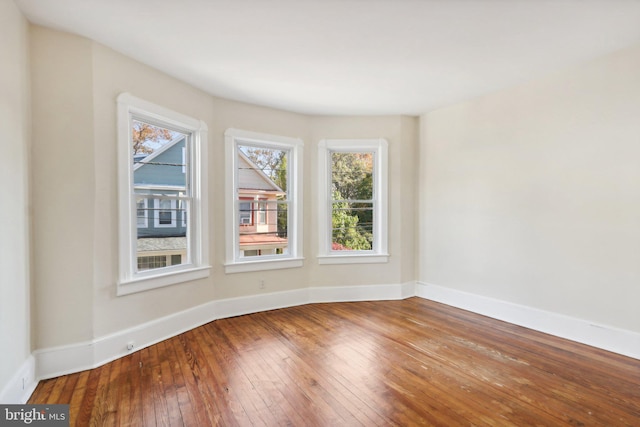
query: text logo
0 405 69 426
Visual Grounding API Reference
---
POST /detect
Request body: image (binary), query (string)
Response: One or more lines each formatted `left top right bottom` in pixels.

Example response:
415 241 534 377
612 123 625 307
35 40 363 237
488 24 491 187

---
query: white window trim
117 93 210 295
224 128 304 273
317 138 389 264
154 198 177 228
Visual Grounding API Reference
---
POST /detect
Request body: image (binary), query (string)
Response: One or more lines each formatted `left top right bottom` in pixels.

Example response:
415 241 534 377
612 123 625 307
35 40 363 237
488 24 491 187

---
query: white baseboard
416 282 640 360
34 283 412 381
31 279 638 391
0 355 37 404
212 288 310 320
310 281 415 302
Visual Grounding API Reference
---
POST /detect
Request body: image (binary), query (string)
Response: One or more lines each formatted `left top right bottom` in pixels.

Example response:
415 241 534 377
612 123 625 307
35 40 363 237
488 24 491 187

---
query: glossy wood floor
29 298 640 426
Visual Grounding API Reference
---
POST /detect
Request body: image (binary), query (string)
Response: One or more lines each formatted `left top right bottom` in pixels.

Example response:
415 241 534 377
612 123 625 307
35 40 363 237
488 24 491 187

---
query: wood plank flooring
29 298 640 426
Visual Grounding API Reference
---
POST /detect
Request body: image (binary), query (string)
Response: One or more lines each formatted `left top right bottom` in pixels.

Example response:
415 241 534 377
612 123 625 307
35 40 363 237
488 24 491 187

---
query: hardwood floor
29 298 640 426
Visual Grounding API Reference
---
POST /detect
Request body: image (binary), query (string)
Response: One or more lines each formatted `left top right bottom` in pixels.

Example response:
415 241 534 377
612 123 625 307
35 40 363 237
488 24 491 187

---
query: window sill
224 257 304 274
117 265 211 296
317 253 389 265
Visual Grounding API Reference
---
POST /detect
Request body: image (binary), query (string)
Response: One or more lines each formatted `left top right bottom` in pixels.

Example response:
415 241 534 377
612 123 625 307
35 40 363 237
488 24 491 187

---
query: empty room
1 0 639 425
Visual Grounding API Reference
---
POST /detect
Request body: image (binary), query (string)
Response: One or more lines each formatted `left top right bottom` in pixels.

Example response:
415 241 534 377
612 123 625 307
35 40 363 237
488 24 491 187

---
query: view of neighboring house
134 140 287 270
236 151 288 257
134 136 188 271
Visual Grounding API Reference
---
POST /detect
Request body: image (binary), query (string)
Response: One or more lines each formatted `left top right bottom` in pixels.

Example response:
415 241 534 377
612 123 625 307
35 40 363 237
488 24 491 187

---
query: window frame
224 128 304 273
117 93 210 295
317 138 389 264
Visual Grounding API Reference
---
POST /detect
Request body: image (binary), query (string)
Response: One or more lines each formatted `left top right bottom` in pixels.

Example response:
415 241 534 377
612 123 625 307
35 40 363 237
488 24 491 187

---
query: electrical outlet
127 342 135 351
259 280 265 289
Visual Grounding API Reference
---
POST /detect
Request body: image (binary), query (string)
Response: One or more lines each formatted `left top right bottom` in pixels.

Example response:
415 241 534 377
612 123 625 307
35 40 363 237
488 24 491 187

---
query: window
239 201 252 225
257 201 267 225
137 254 183 271
117 93 209 295
154 198 177 227
318 139 389 264
138 255 167 270
225 128 304 273
136 198 148 228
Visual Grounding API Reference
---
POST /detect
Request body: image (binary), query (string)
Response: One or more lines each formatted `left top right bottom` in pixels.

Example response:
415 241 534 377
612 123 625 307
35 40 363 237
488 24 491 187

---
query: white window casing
317 138 389 264
224 128 304 273
117 93 210 295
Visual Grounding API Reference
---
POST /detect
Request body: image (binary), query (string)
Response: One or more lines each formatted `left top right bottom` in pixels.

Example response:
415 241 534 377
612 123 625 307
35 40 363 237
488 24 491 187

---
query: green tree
273 155 288 236
331 190 372 250
331 152 373 200
330 153 374 250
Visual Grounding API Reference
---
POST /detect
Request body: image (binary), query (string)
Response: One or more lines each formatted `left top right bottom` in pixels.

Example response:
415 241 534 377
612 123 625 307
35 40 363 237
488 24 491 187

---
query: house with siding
236 151 288 257
133 139 287 268
134 136 188 270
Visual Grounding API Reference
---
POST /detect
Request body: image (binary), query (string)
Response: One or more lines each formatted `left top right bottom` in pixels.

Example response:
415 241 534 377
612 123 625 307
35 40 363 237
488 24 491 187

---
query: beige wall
30 27 95 349
308 116 418 287
419 44 640 333
0 0 31 395
28 27 419 343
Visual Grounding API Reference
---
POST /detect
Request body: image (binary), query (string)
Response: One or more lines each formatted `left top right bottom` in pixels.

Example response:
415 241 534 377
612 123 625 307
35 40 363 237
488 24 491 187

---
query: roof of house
137 237 187 252
237 151 284 193
239 233 287 249
135 142 284 193
133 135 185 171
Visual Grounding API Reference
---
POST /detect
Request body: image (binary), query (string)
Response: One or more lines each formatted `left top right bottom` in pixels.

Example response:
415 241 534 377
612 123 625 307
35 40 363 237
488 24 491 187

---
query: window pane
239 201 252 225
132 119 188 272
331 152 374 200
236 145 289 259
137 255 167 270
132 120 187 188
239 201 289 257
330 151 374 252
257 202 267 225
331 202 373 251
158 199 171 224
238 145 288 193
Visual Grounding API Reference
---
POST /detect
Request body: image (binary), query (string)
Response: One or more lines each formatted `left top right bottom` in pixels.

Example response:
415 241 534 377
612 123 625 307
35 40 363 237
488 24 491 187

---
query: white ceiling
15 0 640 116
